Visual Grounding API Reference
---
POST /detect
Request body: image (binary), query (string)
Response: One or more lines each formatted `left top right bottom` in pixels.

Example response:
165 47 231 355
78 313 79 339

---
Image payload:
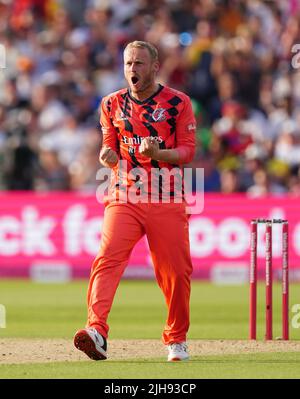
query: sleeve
175 96 196 164
99 97 119 153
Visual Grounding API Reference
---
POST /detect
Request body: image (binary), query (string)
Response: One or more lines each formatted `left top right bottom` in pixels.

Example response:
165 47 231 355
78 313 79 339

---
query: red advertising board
0 192 299 281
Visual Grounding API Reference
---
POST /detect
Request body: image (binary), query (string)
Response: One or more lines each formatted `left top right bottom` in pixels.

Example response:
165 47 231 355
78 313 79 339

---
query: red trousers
86 201 193 345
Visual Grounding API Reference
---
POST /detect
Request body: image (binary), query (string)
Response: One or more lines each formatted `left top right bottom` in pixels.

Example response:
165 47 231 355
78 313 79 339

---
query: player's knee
92 254 120 272
169 269 191 282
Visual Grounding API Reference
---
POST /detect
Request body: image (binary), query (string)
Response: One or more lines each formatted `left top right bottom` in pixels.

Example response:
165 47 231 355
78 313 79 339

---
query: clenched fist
99 146 118 168
139 137 159 159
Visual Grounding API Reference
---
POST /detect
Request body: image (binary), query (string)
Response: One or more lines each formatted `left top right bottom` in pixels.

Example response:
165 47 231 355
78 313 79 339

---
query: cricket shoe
74 328 107 360
167 342 189 362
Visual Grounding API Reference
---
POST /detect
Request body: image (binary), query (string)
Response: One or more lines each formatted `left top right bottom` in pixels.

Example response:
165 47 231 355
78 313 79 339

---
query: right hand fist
99 146 118 168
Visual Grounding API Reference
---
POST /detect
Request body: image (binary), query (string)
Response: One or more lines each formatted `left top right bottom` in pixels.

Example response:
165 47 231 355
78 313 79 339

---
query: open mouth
131 76 139 85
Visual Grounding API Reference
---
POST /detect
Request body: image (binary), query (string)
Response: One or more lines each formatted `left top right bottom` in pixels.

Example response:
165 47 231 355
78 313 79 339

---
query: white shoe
167 342 189 361
74 327 107 360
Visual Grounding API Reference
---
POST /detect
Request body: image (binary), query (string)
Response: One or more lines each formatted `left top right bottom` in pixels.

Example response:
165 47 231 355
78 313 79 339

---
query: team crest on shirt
118 111 128 121
152 108 167 122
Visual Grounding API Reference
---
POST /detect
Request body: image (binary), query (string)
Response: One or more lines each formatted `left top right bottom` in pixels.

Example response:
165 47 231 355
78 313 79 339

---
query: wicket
249 218 289 340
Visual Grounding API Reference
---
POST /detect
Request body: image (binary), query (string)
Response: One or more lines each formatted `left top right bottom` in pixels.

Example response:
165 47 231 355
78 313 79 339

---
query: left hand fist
139 137 159 159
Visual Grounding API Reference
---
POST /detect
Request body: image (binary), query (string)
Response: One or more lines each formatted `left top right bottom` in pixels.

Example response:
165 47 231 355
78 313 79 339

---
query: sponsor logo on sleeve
187 123 196 132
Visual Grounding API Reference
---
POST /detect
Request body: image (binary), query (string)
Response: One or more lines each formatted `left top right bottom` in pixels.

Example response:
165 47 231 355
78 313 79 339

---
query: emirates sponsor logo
123 135 163 145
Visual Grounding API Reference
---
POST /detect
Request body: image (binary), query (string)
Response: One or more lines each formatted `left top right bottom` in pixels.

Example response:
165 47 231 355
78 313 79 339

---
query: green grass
0 280 298 340
1 353 300 379
0 279 300 378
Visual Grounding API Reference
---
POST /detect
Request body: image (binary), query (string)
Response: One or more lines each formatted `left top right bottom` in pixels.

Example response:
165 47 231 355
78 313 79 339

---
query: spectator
274 120 300 167
220 169 240 194
208 72 238 123
247 167 287 197
35 149 70 191
288 175 300 197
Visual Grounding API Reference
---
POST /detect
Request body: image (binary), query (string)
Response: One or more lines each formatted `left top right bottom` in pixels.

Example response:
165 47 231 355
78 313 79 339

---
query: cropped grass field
0 279 300 379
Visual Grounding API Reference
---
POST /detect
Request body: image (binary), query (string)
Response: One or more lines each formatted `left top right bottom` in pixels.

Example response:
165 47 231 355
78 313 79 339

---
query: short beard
135 79 152 93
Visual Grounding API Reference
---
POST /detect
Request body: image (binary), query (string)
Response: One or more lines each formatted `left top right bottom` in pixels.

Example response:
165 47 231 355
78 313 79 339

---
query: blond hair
124 41 158 62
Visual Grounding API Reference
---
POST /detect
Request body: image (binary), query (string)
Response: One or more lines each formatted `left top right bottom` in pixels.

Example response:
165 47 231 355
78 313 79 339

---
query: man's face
124 47 159 94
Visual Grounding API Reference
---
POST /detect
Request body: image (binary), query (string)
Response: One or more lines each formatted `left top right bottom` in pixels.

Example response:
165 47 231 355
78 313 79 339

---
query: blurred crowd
0 0 300 195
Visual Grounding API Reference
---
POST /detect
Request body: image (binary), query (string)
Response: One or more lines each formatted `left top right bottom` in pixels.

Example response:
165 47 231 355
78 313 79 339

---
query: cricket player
74 41 196 361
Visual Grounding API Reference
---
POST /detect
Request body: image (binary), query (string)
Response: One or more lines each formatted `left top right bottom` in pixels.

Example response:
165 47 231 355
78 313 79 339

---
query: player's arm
139 97 196 164
163 96 196 164
99 98 119 168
